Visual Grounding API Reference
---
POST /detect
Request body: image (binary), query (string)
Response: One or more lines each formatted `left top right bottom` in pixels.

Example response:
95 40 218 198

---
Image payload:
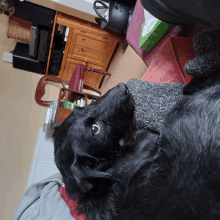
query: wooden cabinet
67 29 116 67
47 12 123 92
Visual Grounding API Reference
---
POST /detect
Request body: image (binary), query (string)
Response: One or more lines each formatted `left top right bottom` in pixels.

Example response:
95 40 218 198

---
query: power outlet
3 52 13 63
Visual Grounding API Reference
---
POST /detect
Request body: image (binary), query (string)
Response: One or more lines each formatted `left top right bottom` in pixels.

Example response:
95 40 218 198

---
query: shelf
55 107 72 123
54 87 99 123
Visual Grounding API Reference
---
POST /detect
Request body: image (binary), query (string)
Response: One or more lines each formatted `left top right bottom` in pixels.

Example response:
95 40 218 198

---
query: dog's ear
71 157 112 194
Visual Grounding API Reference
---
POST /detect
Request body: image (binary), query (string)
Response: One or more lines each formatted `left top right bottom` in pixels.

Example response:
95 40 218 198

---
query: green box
140 20 173 51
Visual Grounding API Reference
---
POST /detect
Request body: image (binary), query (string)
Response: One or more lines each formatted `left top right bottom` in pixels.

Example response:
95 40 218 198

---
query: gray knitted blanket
13 173 75 220
126 78 185 132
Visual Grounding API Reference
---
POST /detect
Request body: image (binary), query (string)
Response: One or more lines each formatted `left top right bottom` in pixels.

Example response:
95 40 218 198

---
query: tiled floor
0 13 147 219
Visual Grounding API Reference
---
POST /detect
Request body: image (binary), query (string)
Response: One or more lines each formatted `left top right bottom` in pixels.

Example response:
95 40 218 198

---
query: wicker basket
7 15 32 44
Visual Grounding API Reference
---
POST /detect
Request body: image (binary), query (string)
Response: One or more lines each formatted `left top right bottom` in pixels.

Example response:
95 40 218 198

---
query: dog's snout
117 83 128 95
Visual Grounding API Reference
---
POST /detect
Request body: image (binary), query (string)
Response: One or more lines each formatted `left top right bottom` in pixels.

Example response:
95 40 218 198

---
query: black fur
183 70 220 95
54 82 220 220
183 29 220 95
184 29 220 78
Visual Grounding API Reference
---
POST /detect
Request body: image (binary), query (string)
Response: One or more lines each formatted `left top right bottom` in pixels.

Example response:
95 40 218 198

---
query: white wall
51 0 97 16
28 0 98 23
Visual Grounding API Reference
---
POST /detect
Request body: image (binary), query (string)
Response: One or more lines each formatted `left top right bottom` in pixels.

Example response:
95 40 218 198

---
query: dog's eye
91 122 100 136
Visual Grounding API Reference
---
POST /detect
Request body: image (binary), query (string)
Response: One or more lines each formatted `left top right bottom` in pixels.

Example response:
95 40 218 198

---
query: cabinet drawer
61 58 104 90
68 29 115 67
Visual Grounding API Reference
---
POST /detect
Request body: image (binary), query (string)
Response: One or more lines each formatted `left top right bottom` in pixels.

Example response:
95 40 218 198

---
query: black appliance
48 32 66 75
14 1 55 29
98 0 136 7
93 0 134 33
29 25 40 58
38 29 51 62
13 43 46 75
49 49 63 75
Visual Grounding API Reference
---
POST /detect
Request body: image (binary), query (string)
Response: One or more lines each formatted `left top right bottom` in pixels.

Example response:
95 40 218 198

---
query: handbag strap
93 0 109 23
85 66 111 76
35 75 66 107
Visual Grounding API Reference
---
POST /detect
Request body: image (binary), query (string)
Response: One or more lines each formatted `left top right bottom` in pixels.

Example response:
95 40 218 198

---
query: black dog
183 70 220 95
54 83 220 220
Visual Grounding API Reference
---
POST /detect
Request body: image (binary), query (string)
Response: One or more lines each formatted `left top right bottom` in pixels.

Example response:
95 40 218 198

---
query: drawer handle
81 30 86 33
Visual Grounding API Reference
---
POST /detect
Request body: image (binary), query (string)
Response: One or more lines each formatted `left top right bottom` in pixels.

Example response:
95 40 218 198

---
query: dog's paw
184 52 220 77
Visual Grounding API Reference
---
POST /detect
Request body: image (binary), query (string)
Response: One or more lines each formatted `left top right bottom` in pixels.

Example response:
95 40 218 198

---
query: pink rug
126 0 180 66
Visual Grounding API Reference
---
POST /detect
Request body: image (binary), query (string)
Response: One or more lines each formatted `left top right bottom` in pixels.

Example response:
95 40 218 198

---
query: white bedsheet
26 127 60 189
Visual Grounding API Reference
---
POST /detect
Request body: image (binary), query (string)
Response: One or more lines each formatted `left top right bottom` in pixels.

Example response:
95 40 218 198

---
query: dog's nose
117 83 128 95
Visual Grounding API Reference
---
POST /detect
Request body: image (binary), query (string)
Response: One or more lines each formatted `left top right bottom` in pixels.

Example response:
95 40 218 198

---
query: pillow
126 78 185 132
142 37 195 84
